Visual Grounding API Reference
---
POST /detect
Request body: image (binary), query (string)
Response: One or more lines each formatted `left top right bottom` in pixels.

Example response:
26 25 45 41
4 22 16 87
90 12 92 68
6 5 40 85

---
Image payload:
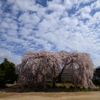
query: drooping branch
16 50 95 89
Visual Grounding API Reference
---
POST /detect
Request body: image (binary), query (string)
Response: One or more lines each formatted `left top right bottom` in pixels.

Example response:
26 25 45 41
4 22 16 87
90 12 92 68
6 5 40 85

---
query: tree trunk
56 59 72 83
58 73 61 83
73 77 77 90
52 78 56 88
43 75 46 90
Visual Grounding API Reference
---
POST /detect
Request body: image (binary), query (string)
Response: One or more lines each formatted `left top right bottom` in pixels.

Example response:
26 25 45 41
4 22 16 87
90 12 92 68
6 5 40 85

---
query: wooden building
94 66 100 79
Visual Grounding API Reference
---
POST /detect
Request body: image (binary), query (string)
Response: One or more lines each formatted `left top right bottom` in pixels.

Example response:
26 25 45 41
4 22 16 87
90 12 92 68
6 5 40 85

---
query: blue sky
0 0 100 67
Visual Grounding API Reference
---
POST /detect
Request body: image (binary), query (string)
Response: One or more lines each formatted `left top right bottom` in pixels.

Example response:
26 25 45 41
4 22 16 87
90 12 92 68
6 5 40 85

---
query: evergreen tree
0 58 18 87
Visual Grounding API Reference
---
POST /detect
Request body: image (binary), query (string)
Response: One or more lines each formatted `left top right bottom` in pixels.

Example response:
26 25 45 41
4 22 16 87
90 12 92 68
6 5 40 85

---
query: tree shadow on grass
0 85 23 93
0 85 100 93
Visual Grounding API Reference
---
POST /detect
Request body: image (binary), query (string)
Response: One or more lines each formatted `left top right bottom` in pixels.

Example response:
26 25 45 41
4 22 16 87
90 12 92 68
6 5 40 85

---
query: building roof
96 66 100 69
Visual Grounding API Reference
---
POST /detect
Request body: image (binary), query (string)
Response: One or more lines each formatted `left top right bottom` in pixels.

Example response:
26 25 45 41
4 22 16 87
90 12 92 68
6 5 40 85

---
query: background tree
0 58 18 87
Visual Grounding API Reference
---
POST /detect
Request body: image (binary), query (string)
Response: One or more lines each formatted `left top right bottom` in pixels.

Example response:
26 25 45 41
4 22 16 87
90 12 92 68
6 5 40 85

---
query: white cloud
64 0 73 10
91 0 100 10
7 0 15 4
12 0 38 12
0 49 21 65
0 0 100 67
18 13 40 25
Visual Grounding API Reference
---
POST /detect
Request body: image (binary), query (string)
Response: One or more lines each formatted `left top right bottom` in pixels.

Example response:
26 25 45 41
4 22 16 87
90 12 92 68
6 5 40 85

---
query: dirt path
0 91 100 100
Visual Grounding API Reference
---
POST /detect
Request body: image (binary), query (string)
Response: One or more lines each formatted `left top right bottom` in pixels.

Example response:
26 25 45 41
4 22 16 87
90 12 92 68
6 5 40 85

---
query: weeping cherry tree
16 50 95 89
